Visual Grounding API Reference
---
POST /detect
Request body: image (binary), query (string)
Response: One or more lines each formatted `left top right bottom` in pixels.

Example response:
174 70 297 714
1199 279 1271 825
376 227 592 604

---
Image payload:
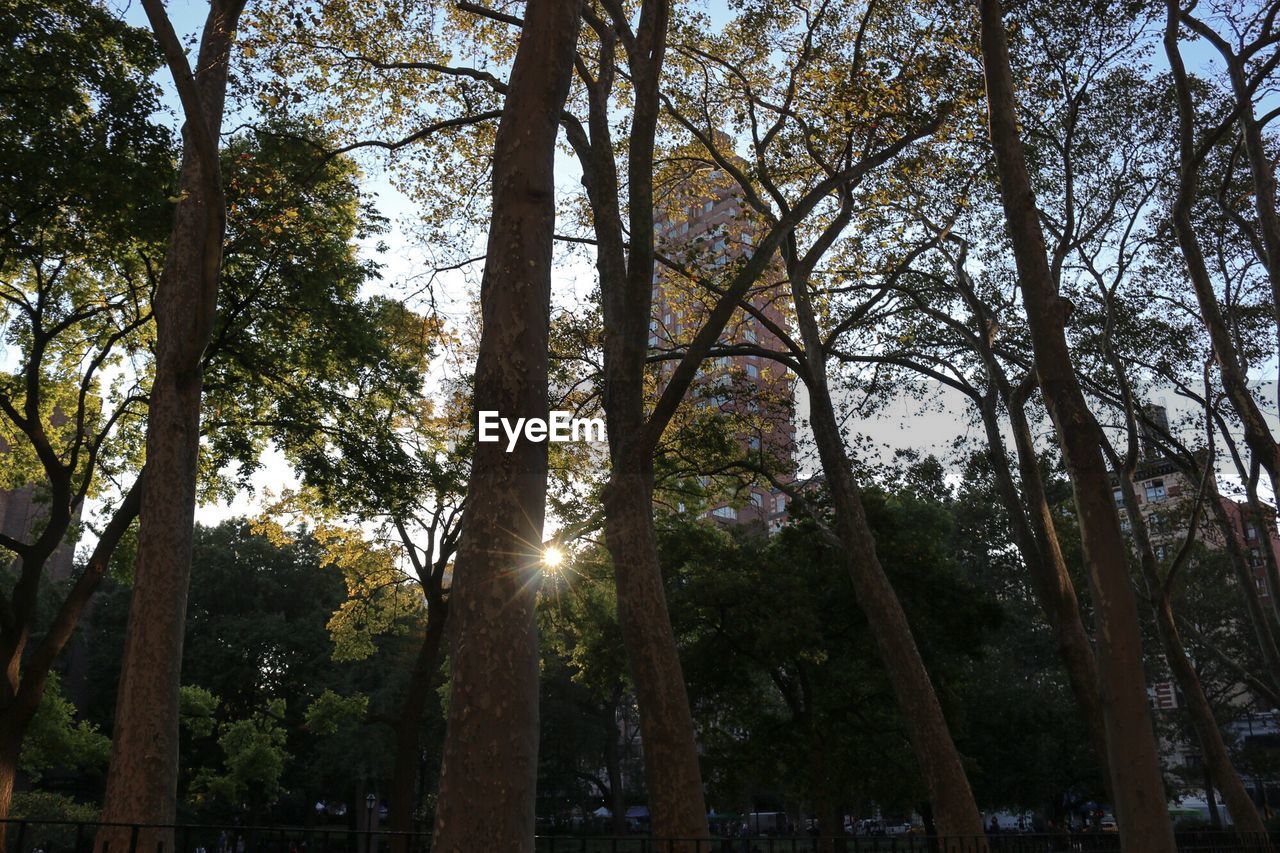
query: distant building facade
1112 408 1279 812
651 165 796 530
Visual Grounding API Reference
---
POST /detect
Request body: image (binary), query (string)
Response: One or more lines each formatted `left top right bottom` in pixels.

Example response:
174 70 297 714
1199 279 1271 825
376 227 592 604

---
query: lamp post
366 793 377 853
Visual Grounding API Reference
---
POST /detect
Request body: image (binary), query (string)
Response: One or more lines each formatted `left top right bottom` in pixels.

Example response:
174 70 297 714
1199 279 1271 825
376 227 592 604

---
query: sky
86 0 1273 530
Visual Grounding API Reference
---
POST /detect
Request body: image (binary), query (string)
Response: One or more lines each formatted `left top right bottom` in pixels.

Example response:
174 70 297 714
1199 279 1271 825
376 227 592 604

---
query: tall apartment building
1112 410 1279 811
1113 443 1273 602
651 166 796 530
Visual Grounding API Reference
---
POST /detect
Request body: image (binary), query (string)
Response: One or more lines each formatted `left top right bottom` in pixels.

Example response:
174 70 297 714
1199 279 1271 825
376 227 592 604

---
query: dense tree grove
2 0 1280 850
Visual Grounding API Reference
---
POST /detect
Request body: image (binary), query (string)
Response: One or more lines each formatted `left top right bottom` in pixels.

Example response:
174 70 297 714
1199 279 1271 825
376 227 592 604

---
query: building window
712 506 736 520
1250 548 1264 568
1145 479 1167 502
1113 488 1125 507
746 363 759 378
750 493 764 509
1120 516 1131 533
1245 522 1259 541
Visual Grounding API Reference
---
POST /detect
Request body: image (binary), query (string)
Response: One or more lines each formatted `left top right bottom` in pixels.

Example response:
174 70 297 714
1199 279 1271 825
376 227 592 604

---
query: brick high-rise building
651 164 795 530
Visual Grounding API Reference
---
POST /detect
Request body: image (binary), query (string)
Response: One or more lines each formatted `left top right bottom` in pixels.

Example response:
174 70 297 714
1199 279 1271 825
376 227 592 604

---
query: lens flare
542 545 565 570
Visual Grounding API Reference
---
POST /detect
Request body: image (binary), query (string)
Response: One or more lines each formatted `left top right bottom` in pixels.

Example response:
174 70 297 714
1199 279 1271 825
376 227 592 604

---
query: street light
366 793 377 853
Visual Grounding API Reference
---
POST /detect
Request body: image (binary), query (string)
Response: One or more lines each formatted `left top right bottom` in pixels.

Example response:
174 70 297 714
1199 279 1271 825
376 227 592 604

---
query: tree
1163 0 1280 496
0 0 171 821
84 521 417 823
653 2 984 836
98 0 247 843
950 452 1106 820
539 546 632 835
656 477 1002 847
429 1 582 849
976 1 1176 848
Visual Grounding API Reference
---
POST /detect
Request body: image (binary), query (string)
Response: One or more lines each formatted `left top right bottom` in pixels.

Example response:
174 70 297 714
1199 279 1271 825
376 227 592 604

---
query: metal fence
529 836 1278 853
0 823 1274 853
0 821 429 853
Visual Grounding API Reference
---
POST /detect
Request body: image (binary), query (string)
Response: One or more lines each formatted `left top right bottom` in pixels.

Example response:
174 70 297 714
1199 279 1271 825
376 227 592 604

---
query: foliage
180 686 220 739
202 122 442 502
18 673 110 783
189 700 291 811
304 689 370 736
9 790 100 824
85 521 406 822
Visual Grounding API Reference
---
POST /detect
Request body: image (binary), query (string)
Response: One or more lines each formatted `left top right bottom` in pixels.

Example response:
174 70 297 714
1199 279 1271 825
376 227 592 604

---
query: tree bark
429 2 580 849
97 3 243 849
978 390 1112 791
600 474 708 844
1155 609 1266 838
586 0 710 840
801 358 985 842
389 604 448 853
976 2 1176 849
0 693 37 837
602 688 627 837
1204 767 1221 830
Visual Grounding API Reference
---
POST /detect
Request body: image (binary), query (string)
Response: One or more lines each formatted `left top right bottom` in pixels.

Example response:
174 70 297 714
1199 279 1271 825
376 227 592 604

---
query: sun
542 545 565 570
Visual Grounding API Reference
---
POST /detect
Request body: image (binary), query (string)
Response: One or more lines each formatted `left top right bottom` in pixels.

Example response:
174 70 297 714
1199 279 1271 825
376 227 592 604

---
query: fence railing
0 821 429 853
529 835 1277 853
0 822 1274 853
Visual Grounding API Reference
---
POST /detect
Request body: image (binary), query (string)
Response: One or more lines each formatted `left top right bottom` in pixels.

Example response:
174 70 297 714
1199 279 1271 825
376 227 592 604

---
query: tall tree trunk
976 2 1176 849
603 688 627 837
801 364 984 841
978 391 1112 790
590 0 709 838
600 475 708 845
1156 608 1266 837
0 698 36 836
390 605 447 853
429 2 580 849
98 4 242 849
809 727 841 853
1204 767 1221 829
